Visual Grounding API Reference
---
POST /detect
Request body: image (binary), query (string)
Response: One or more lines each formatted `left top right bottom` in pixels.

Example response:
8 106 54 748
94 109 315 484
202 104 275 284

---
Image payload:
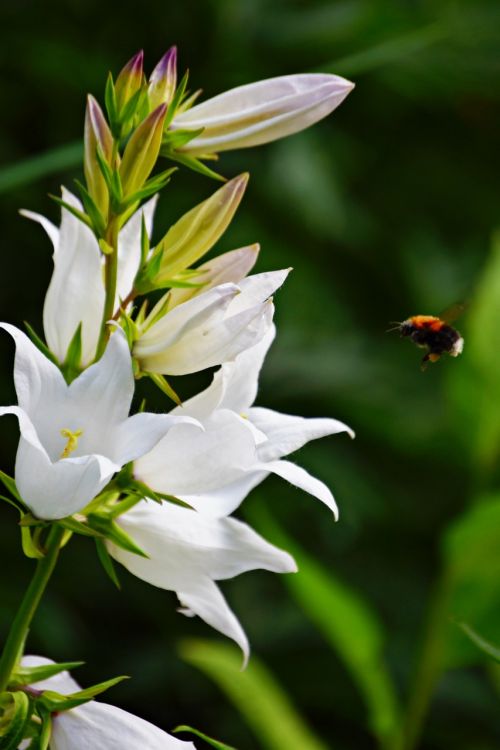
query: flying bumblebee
390 304 465 370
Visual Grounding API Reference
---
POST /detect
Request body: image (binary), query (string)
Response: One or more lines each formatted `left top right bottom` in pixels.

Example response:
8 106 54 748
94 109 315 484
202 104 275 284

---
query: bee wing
439 301 468 324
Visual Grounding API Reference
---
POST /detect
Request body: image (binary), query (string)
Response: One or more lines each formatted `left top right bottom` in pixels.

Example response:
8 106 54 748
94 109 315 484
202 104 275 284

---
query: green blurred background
1 1 500 748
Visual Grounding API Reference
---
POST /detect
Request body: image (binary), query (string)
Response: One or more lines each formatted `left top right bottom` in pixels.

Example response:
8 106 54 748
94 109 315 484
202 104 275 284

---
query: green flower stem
96 215 120 359
397 569 452 750
0 525 65 691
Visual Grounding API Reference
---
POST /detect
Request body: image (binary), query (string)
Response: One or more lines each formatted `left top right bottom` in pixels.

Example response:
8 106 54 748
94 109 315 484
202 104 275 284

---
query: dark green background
1 1 500 747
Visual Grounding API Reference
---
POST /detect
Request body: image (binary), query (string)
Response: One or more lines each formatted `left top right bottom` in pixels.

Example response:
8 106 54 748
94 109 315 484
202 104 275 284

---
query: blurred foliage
1 0 500 748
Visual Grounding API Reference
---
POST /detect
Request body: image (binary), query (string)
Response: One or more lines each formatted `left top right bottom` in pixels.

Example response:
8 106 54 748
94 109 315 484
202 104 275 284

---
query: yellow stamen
60 428 83 459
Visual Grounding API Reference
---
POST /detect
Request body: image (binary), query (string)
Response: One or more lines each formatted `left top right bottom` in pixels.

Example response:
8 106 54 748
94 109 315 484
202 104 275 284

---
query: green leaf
11 661 84 688
23 323 59 366
180 640 328 750
245 507 400 747
104 74 118 133
95 538 121 589
0 141 82 194
441 495 500 668
39 675 129 712
173 725 237 749
448 232 500 472
0 690 30 750
455 621 500 664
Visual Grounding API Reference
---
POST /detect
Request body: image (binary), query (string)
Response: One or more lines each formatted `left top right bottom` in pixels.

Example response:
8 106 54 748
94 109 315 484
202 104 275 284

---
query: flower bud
84 95 113 216
148 46 177 110
168 243 259 308
119 104 167 198
172 73 354 154
115 50 144 113
152 173 248 284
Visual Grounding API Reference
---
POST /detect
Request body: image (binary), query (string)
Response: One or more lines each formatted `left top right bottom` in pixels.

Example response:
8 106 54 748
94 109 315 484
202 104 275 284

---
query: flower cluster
0 47 354 748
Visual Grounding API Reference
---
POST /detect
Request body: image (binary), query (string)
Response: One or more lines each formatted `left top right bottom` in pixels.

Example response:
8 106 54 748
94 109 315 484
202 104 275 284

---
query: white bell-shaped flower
20 656 195 749
0 325 195 520
172 73 354 154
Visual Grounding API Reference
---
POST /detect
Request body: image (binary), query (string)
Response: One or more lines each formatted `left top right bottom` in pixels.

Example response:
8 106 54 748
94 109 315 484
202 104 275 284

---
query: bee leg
420 352 430 371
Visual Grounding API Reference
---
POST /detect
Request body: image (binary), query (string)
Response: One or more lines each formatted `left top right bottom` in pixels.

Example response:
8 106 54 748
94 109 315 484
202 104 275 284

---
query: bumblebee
392 309 464 369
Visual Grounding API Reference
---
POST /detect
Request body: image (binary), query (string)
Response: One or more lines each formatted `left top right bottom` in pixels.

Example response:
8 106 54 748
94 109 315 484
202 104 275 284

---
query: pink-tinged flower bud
148 46 177 110
171 73 354 154
152 173 249 283
84 95 114 216
119 104 167 197
115 50 144 112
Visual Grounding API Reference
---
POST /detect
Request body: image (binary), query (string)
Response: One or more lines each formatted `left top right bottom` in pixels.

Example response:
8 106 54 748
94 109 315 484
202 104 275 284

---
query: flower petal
250 407 354 462
0 323 67 429
15 433 118 519
173 73 354 154
179 471 268 518
112 412 201 465
135 410 256 496
135 283 238 358
52 701 195 750
178 579 249 666
227 269 289 315
168 244 260 308
43 188 104 364
68 329 133 429
116 195 158 305
260 459 339 519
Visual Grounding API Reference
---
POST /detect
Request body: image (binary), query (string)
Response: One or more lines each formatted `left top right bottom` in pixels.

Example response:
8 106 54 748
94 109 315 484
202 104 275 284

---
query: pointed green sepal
164 69 190 128
104 73 119 134
74 179 106 237
57 516 102 538
95 539 121 589
161 151 226 182
10 661 84 689
49 195 93 230
23 323 59 366
146 372 182 406
86 513 149 558
0 470 22 503
173 726 237 750
0 690 31 750
38 675 129 713
61 323 82 383
21 526 45 560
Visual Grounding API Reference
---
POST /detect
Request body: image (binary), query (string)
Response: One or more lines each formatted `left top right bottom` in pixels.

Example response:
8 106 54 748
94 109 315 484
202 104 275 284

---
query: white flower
135 325 353 519
22 190 157 366
20 656 195 749
172 73 354 155
134 269 289 376
0 325 195 520
108 500 296 663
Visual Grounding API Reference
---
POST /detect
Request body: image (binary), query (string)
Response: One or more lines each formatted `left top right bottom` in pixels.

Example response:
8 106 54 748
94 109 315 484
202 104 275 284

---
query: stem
111 288 136 321
96 215 120 359
0 525 65 691
397 569 452 750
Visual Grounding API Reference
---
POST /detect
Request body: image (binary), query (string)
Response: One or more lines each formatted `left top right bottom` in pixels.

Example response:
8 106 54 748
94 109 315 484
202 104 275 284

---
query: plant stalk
0 525 65 691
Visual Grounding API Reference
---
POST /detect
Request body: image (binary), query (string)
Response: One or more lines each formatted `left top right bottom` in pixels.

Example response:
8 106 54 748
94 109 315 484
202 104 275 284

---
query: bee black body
397 315 464 367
